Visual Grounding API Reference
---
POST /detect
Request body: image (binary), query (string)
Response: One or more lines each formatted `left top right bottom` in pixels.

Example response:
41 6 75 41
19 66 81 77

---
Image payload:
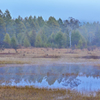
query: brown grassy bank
0 48 100 65
0 86 100 100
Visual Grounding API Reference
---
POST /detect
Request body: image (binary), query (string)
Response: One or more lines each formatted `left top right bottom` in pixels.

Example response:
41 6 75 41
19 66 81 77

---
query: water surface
0 64 100 92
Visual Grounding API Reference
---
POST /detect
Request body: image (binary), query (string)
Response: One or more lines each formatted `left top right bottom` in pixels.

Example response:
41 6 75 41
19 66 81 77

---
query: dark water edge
0 64 100 93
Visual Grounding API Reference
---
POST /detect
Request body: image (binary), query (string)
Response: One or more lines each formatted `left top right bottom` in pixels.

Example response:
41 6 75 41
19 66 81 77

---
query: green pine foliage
55 31 66 48
0 9 100 49
11 36 17 50
35 34 43 47
4 33 11 44
24 37 31 47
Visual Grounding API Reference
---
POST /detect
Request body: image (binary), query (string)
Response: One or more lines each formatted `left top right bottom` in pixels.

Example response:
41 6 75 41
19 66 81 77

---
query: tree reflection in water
0 64 100 91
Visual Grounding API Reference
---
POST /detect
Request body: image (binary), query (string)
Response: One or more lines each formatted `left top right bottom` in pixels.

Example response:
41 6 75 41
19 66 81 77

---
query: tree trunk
69 31 72 48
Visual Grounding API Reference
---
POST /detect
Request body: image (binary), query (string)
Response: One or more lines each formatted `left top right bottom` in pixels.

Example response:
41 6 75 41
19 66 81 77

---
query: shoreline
0 61 100 67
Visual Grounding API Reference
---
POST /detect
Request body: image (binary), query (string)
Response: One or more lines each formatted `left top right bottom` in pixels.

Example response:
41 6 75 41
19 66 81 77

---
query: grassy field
0 47 100 65
0 86 99 100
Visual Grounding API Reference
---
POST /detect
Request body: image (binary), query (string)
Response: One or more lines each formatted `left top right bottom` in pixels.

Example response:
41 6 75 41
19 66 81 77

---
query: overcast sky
0 0 100 22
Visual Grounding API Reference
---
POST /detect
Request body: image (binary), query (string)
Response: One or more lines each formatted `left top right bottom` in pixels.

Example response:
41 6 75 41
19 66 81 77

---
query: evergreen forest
0 9 100 49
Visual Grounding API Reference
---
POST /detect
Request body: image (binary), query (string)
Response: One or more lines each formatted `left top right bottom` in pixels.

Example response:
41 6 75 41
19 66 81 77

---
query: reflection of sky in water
0 64 100 92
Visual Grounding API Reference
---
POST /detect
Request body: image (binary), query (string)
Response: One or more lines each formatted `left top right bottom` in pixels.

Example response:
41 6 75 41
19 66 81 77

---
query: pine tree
4 33 11 44
24 37 31 47
35 34 42 47
11 36 17 50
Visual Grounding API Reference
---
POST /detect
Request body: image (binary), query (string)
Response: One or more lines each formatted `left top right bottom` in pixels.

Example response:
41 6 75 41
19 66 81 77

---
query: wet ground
0 64 100 92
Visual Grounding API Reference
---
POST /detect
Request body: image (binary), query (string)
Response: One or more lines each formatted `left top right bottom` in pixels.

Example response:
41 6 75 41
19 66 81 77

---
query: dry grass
0 60 28 64
0 86 66 100
0 48 100 65
0 86 100 100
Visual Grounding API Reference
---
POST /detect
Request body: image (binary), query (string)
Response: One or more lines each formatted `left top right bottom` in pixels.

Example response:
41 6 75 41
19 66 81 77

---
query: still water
0 64 100 92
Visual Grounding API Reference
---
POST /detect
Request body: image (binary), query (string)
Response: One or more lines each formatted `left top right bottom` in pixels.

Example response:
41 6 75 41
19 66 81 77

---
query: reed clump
0 60 29 64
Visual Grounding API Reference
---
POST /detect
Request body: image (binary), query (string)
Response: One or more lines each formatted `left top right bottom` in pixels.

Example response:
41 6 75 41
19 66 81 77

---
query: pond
0 64 100 92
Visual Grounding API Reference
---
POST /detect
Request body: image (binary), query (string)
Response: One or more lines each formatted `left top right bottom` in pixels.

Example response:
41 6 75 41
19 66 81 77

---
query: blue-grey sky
0 0 100 22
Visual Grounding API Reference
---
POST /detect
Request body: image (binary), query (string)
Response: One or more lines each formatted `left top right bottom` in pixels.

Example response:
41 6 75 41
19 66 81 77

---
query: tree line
0 9 100 49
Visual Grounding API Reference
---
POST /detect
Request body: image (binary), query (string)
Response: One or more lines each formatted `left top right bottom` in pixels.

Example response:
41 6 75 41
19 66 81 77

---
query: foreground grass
0 86 100 100
0 86 66 100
